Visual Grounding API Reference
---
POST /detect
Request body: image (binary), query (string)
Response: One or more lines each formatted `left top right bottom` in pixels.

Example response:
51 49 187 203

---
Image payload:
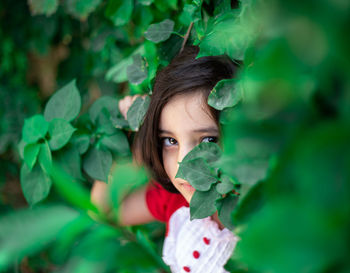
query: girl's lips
182 183 195 191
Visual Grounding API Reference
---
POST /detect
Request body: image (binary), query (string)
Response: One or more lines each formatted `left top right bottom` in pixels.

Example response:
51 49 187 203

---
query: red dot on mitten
193 251 200 259
183 266 191 272
203 237 210 245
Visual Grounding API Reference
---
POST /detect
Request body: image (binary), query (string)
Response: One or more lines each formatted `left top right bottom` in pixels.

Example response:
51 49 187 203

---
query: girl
91 46 239 273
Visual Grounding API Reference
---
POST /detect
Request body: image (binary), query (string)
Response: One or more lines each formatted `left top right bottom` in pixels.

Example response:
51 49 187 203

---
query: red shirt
145 182 189 235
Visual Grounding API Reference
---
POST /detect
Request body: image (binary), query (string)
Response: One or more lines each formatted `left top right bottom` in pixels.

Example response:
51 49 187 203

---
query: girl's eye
162 137 178 147
202 136 218 143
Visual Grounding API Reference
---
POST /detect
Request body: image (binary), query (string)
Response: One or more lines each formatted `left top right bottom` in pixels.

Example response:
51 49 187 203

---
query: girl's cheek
162 149 178 180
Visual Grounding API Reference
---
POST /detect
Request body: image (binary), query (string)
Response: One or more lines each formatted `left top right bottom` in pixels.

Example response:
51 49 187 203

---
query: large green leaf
0 205 80 270
44 80 81 122
105 0 133 26
100 131 130 156
22 115 49 144
127 96 150 131
182 142 222 164
198 9 257 60
216 174 235 194
208 79 242 110
23 143 41 170
28 0 59 16
176 158 218 191
83 147 112 182
48 118 76 151
144 19 175 43
189 185 221 220
20 164 52 206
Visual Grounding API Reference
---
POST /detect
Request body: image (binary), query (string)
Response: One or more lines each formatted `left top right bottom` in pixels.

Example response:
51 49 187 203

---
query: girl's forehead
159 92 217 132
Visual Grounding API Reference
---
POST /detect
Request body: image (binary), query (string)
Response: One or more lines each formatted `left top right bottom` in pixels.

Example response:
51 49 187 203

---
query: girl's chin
182 183 196 192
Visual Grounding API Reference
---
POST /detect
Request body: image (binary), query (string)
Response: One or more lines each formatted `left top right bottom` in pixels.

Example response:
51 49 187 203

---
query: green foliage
1 0 350 272
144 19 175 43
43 80 81 122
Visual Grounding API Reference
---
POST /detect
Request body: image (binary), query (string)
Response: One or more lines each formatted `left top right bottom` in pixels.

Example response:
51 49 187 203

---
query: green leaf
179 3 202 26
109 162 148 209
38 141 52 174
65 0 102 20
44 80 81 122
18 140 27 160
182 142 222 164
190 185 221 220
23 143 41 170
71 134 90 155
20 164 52 206
48 118 76 151
100 131 130 156
126 54 148 85
105 0 133 26
216 174 235 194
96 108 116 135
49 165 98 213
208 79 242 111
216 194 238 230
0 205 79 269
88 96 118 125
55 146 84 181
144 19 175 43
22 115 49 144
198 11 256 60
127 96 151 131
28 0 59 16
176 158 218 191
83 147 112 182
137 0 154 6
105 45 145 83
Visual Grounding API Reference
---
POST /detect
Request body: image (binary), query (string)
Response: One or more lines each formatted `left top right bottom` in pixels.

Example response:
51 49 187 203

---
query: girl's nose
177 144 193 164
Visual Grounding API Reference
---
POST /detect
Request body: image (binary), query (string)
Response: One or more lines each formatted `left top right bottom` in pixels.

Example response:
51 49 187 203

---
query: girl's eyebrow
159 127 219 135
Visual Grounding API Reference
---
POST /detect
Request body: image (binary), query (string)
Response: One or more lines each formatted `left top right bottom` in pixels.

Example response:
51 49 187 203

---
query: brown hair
136 46 238 192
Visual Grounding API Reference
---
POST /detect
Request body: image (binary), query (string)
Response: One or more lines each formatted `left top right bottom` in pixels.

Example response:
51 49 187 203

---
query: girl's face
159 92 219 203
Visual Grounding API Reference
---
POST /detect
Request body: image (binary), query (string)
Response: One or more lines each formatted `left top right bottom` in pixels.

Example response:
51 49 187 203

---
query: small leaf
100 131 130 156
190 185 221 220
96 108 116 135
208 79 242 111
44 80 81 122
89 96 118 125
176 158 218 191
216 174 235 194
23 143 41 170
216 194 239 230
138 0 154 5
144 19 175 43
20 164 52 206
18 140 27 160
38 141 52 174
105 45 145 83
22 115 49 144
126 54 148 85
48 119 76 151
179 3 202 26
83 147 112 182
28 0 59 16
65 0 102 20
105 0 133 26
71 134 90 154
182 142 222 164
127 96 150 131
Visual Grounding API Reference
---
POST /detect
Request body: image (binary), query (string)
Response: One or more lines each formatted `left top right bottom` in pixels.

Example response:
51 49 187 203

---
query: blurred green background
1 0 350 272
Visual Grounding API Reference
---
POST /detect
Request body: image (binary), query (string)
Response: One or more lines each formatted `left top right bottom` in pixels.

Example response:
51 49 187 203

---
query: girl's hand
118 95 146 120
